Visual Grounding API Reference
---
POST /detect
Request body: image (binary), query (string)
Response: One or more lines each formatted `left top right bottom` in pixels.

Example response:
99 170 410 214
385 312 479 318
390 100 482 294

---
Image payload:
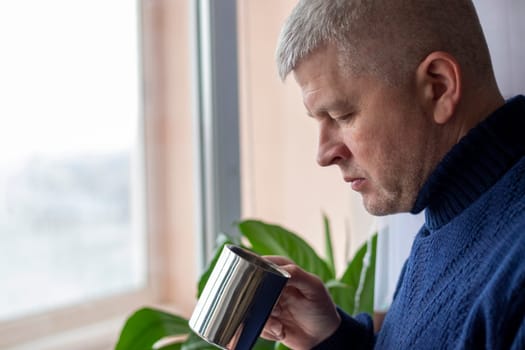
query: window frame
192 0 241 270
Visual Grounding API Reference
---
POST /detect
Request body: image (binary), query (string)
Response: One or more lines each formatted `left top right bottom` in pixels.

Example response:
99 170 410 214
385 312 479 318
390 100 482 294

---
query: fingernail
271 322 283 339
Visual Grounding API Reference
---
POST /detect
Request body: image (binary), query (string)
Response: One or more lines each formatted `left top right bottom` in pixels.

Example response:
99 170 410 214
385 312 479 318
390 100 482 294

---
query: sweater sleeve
311 308 375 349
510 317 525 350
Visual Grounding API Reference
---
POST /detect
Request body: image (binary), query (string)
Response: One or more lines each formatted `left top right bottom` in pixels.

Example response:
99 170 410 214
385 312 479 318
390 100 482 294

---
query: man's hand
261 256 341 350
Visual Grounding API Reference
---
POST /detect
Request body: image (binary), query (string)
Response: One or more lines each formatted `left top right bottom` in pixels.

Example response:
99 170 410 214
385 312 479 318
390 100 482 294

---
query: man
261 0 525 349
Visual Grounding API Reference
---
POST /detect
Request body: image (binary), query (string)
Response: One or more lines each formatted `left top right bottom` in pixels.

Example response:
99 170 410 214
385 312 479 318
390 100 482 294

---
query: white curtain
474 0 525 98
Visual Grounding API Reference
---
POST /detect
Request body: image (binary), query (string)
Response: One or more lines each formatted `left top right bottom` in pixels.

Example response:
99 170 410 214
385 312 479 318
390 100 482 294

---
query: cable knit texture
313 95 525 349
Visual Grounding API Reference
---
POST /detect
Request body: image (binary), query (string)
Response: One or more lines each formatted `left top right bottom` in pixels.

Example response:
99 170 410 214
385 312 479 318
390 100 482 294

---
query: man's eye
333 113 353 123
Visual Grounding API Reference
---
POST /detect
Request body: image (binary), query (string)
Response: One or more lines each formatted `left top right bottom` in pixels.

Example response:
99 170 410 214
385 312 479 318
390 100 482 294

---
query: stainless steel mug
189 244 290 350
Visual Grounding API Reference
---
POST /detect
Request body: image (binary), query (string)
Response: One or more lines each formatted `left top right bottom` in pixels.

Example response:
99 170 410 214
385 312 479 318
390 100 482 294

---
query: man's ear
416 51 462 124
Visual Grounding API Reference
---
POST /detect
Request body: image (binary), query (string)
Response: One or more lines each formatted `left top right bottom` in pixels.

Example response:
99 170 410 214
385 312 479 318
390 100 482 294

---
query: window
0 0 150 347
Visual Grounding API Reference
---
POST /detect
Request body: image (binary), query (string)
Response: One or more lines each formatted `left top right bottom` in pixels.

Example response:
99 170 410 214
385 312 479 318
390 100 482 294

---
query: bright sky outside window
0 0 145 320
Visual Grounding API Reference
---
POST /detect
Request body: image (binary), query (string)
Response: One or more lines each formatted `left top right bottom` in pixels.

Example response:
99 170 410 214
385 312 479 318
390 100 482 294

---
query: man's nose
316 124 351 167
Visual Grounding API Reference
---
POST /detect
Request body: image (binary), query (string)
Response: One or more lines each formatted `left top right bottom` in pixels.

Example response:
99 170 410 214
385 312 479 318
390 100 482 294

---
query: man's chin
362 195 405 216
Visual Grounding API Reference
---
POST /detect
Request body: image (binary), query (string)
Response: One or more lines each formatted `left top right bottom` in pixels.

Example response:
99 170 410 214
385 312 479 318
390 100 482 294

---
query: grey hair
276 0 369 80
276 0 494 86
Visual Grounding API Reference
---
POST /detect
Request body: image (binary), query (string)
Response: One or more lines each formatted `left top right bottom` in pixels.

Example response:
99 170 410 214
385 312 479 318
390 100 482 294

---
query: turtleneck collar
411 95 525 231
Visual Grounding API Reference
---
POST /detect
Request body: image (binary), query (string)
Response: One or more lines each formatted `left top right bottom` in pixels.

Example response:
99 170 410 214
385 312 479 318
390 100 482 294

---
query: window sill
6 316 124 350
4 302 186 350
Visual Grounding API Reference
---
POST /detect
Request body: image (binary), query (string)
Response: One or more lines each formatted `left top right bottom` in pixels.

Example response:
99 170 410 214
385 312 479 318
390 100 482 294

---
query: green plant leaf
339 233 377 315
327 280 357 316
273 342 291 350
181 332 271 350
251 338 277 350
181 333 217 350
355 233 377 315
273 342 290 350
238 220 333 282
158 343 183 350
115 307 190 350
322 213 336 278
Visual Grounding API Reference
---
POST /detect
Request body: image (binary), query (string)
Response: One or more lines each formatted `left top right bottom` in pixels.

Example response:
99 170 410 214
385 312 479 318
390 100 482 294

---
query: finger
263 255 295 266
271 302 282 317
261 316 284 341
278 264 326 299
263 257 327 300
260 328 282 342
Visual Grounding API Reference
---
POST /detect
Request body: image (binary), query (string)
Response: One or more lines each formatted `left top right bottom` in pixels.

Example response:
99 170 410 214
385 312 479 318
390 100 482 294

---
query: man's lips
344 177 366 191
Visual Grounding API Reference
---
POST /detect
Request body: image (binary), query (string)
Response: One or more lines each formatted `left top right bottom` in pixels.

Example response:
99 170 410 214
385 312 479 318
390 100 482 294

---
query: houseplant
115 216 377 350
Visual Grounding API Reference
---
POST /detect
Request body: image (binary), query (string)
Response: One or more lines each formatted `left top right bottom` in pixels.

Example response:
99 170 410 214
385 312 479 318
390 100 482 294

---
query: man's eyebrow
303 103 316 118
304 102 330 118
305 101 352 118
305 109 326 118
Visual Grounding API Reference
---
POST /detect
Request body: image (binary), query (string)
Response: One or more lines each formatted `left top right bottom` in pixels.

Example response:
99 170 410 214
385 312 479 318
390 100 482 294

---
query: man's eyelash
332 113 354 122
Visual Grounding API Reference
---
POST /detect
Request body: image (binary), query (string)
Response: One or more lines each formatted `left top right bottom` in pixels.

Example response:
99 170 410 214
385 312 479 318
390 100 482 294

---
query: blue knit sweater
314 95 525 349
